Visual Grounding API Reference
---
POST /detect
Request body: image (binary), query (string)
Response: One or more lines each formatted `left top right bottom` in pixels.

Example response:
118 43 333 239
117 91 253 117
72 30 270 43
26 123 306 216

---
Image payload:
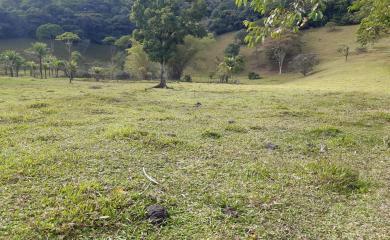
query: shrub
248 72 261 80
182 74 192 82
115 71 131 80
290 54 319 76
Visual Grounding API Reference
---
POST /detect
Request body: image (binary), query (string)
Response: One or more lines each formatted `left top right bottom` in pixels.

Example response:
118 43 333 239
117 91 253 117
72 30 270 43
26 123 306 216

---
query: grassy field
0 71 389 239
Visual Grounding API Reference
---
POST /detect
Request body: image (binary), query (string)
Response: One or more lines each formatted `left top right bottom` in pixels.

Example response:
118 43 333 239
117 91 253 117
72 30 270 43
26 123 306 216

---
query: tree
1 50 24 77
167 35 214 80
36 23 64 52
25 61 38 77
290 53 319 76
264 34 301 74
103 36 117 79
125 40 157 80
224 43 241 57
131 0 206 88
217 56 245 83
114 35 133 71
236 0 325 45
29 42 49 79
351 0 390 46
89 66 105 81
337 45 350 61
56 32 81 83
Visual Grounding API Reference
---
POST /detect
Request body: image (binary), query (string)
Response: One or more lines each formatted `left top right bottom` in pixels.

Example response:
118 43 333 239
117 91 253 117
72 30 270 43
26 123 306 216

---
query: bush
248 72 261 80
290 54 319 76
182 74 192 82
115 71 131 80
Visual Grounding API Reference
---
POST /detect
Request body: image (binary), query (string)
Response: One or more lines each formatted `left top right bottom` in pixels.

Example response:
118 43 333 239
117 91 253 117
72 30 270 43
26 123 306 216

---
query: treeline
0 0 360 43
0 0 133 43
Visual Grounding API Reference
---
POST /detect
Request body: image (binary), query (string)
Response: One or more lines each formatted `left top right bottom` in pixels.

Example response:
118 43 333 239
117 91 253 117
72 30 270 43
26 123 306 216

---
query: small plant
202 130 222 139
248 72 261 80
225 124 248 133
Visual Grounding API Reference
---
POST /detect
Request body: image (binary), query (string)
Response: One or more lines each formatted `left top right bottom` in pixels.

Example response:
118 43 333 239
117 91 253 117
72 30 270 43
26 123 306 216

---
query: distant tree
167 35 214 80
131 0 206 88
115 35 133 50
291 54 319 76
224 43 241 57
337 45 350 61
114 35 133 71
13 54 25 77
56 32 81 83
235 29 248 45
351 0 390 46
29 42 49 79
103 36 117 79
1 50 24 77
217 56 245 83
89 66 105 81
264 34 301 74
36 23 64 52
25 61 38 77
125 40 157 80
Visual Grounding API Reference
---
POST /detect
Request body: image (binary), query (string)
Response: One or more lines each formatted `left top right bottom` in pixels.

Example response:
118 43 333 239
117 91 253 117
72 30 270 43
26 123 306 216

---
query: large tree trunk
10 67 13 77
154 61 167 88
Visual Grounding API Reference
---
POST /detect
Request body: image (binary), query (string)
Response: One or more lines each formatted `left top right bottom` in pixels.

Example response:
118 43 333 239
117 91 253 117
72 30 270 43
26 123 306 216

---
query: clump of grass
309 126 343 138
35 181 130 238
107 127 182 148
29 102 49 109
307 161 370 194
106 126 147 140
225 124 248 133
89 85 103 89
202 130 222 139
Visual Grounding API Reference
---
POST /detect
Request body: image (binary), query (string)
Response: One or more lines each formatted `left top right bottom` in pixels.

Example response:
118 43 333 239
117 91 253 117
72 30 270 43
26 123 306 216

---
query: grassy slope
188 26 390 92
0 27 389 239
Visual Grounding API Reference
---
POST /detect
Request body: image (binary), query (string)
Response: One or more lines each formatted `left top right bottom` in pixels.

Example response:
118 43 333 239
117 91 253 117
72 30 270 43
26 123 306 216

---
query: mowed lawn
0 76 389 239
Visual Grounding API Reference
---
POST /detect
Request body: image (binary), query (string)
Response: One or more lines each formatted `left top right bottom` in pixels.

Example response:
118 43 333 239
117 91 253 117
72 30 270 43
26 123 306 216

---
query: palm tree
29 42 49 79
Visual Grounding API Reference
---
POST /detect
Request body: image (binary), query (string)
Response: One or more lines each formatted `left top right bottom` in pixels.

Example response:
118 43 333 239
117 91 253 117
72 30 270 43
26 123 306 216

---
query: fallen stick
142 167 159 185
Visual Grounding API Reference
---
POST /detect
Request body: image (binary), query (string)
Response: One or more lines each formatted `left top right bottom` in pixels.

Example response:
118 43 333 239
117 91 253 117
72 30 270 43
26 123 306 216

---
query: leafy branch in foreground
350 0 390 46
236 0 325 46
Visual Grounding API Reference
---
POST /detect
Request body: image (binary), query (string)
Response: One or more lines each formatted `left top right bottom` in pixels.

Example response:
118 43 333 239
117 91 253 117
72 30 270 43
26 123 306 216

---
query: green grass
0 74 389 239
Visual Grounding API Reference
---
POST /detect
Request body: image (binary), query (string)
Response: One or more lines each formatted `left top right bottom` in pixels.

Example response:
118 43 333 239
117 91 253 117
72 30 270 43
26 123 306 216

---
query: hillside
187 25 390 91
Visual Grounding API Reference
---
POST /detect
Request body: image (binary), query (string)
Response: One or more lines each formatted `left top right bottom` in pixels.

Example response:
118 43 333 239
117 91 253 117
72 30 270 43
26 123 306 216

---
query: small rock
146 205 168 224
195 102 202 108
222 206 239 218
320 143 328 153
265 142 279 151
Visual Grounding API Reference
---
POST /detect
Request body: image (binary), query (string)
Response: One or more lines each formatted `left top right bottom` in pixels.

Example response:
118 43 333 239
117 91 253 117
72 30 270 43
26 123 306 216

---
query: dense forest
0 0 357 43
